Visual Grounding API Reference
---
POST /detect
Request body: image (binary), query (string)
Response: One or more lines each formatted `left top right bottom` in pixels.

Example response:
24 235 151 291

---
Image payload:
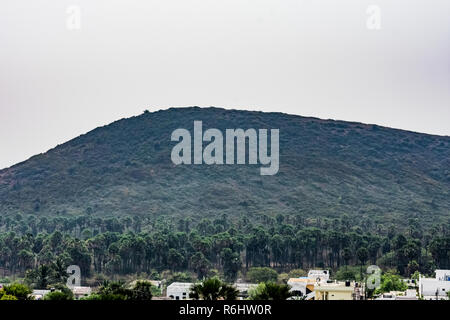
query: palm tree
52 257 68 284
250 282 292 300
36 264 52 289
190 278 238 300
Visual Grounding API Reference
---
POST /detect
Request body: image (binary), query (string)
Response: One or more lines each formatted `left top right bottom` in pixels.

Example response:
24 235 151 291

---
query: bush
288 269 307 278
375 272 408 294
190 277 238 300
277 273 289 284
1 283 32 300
249 282 292 300
131 281 153 300
247 267 278 283
44 291 73 301
334 266 362 281
0 277 11 284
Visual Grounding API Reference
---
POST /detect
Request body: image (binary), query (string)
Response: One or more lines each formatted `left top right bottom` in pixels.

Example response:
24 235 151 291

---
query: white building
419 269 450 300
376 289 418 300
31 289 51 300
234 283 257 299
307 270 330 282
166 282 192 300
287 277 316 298
71 286 92 299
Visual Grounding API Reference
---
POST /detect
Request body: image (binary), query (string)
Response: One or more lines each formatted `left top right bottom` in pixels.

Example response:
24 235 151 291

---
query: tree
0 294 18 300
247 267 278 283
168 248 185 271
406 260 419 277
44 291 73 300
131 281 153 300
343 248 353 270
0 283 33 300
221 248 241 282
334 266 360 281
26 264 53 289
93 280 134 300
374 272 408 294
249 282 292 300
190 278 238 300
288 269 307 278
356 247 368 278
190 252 210 279
52 257 69 284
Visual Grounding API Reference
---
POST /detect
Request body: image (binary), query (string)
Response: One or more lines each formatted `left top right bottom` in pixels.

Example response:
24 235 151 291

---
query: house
287 270 330 299
234 283 257 299
31 289 51 300
419 269 450 300
287 277 315 298
71 286 92 299
166 282 256 300
314 280 362 300
375 293 396 300
307 270 330 282
395 289 418 300
166 282 193 300
376 289 418 300
402 278 418 289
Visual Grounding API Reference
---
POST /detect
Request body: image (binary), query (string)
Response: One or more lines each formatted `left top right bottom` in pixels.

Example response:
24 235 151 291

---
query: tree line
0 212 449 283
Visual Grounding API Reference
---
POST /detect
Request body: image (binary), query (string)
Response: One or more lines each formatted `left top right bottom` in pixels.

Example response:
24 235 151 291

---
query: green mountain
0 107 449 227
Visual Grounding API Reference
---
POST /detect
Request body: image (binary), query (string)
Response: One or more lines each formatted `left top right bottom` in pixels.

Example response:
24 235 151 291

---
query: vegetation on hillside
0 213 448 283
0 107 448 298
0 107 448 226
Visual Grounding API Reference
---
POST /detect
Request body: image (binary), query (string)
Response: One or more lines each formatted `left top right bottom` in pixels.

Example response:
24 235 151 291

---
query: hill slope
0 107 449 227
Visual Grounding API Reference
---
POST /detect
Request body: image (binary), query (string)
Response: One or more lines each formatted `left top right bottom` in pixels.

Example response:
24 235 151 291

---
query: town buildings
419 269 450 300
314 280 363 300
166 282 192 300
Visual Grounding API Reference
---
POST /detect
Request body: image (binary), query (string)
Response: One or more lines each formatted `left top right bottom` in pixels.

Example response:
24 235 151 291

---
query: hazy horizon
1 0 449 169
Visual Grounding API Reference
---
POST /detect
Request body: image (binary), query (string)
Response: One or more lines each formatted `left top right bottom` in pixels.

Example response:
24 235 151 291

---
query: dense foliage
0 213 448 282
0 107 448 226
249 282 292 300
0 107 448 286
374 272 408 294
0 283 32 300
82 280 153 300
190 277 238 300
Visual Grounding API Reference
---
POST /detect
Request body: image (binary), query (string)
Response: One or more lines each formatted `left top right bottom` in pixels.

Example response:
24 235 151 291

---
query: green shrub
247 267 278 283
44 291 73 300
0 294 18 300
1 283 32 300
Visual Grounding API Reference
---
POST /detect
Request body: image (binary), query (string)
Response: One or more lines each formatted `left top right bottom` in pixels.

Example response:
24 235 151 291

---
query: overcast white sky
1 0 449 169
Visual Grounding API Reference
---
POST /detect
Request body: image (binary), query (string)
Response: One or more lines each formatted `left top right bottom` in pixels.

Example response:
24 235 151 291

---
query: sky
0 0 449 169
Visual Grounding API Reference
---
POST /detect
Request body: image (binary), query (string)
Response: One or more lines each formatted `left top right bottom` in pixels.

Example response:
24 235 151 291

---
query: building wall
167 288 189 300
419 278 450 300
435 270 450 281
315 290 353 300
166 283 192 300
